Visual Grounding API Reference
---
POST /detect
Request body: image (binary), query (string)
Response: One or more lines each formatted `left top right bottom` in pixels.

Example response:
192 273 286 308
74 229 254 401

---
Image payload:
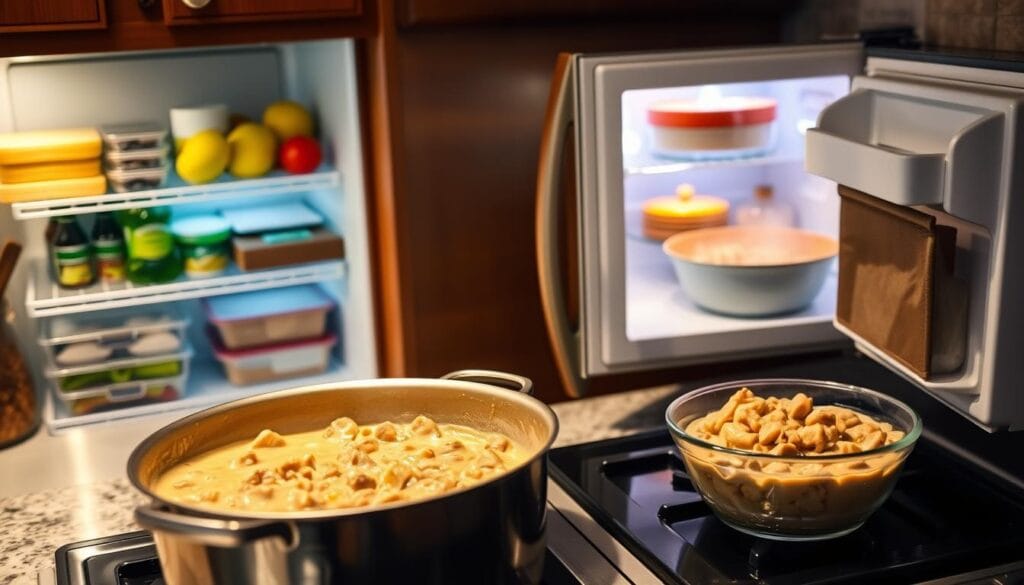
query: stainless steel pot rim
128 375 559 521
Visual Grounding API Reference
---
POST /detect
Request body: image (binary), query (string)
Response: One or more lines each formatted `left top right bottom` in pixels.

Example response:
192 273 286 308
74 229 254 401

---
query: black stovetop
548 429 1024 585
55 425 1024 585
55 532 586 585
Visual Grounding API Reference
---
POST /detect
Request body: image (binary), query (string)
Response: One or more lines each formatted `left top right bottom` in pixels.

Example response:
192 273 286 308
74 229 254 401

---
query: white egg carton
38 306 190 368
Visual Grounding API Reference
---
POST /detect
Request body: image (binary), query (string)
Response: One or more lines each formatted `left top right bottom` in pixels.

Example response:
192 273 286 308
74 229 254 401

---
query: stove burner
549 429 1024 585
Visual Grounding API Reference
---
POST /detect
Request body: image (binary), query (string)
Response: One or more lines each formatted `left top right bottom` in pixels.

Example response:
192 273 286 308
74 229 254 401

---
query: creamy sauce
154 415 526 513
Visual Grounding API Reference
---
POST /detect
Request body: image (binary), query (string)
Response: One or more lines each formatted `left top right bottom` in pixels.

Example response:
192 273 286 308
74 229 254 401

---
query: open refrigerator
0 39 378 432
538 43 862 396
537 42 1023 430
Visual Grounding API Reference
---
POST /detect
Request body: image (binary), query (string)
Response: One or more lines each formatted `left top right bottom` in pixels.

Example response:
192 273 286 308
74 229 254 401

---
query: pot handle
441 369 534 395
135 504 297 548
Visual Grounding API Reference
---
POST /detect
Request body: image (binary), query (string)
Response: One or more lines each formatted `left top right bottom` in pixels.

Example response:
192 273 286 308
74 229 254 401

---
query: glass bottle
735 184 797 228
50 217 96 289
116 207 183 285
91 212 126 285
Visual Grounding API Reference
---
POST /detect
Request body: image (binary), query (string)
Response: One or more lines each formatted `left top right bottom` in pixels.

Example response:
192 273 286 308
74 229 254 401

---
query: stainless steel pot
128 370 558 585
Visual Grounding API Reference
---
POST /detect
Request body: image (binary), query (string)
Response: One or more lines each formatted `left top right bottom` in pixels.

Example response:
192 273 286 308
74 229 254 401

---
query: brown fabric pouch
836 185 965 379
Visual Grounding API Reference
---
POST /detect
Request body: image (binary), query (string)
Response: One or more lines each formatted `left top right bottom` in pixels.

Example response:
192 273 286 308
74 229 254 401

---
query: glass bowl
665 378 922 541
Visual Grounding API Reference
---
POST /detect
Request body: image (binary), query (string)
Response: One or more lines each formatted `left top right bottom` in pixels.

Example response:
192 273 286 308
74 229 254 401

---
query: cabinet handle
181 0 212 8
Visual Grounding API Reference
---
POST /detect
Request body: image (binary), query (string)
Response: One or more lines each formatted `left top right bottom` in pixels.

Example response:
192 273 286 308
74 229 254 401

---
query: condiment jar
735 184 797 228
641 183 730 241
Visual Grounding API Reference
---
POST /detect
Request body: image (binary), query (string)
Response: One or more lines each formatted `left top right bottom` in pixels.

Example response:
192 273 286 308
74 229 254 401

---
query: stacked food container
0 128 107 203
100 123 171 192
38 308 192 416
204 285 336 385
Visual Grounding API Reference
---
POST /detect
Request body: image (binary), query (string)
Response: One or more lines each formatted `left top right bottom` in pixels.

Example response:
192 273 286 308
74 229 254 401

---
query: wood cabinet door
162 0 361 25
0 0 107 32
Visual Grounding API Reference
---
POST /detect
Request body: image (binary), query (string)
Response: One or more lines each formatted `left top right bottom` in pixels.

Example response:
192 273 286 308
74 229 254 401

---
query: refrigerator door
538 43 863 397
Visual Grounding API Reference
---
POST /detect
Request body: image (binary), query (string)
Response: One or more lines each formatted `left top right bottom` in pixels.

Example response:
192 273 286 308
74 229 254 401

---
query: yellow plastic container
0 174 107 203
0 128 101 166
0 159 101 184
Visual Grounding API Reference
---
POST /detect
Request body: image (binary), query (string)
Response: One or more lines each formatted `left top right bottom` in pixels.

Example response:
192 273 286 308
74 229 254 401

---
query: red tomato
278 136 322 174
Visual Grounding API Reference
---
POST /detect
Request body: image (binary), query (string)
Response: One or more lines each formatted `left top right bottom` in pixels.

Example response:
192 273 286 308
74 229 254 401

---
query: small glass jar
171 215 232 279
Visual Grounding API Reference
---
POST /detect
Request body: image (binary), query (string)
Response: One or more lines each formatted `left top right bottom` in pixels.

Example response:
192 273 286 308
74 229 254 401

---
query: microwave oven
536 43 1023 432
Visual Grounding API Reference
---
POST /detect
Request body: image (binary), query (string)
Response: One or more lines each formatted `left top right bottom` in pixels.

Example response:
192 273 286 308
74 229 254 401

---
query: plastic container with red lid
210 331 336 386
647 96 778 159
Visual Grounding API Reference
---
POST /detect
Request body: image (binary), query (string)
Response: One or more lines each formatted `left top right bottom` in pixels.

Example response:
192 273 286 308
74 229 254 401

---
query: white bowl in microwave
203 285 335 350
647 96 777 159
662 225 838 317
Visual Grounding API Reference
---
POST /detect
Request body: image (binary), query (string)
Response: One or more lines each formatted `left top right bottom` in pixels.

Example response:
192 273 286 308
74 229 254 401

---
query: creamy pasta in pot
154 415 526 513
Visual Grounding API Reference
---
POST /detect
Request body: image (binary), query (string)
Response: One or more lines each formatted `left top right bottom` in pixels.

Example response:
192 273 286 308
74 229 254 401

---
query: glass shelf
26 259 345 317
10 165 340 220
624 151 803 176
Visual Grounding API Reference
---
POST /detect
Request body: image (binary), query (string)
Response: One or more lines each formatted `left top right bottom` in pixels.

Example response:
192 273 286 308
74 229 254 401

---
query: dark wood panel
0 0 106 33
398 0 800 28
0 0 374 58
163 0 360 26
380 14 793 403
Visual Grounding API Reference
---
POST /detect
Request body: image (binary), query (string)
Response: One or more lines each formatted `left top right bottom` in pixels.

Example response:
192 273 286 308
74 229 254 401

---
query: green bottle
115 207 183 284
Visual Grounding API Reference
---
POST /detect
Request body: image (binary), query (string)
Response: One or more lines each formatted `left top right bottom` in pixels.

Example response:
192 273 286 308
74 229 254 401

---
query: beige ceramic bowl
662 225 838 317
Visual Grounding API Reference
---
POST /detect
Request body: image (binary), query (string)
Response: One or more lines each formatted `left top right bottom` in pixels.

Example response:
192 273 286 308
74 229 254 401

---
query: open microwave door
537 43 864 397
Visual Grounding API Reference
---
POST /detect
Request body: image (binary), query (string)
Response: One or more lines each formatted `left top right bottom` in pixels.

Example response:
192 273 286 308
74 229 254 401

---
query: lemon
227 123 276 178
175 129 229 185
262 100 314 141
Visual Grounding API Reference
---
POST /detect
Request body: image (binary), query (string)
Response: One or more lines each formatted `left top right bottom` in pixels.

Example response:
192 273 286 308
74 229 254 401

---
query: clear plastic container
53 369 187 416
104 144 170 171
45 348 191 393
100 123 169 152
211 332 334 386
39 307 189 367
106 166 169 193
203 285 335 350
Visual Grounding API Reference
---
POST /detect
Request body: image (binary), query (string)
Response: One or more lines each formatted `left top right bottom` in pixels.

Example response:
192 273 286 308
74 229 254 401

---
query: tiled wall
924 0 1023 50
788 0 1024 51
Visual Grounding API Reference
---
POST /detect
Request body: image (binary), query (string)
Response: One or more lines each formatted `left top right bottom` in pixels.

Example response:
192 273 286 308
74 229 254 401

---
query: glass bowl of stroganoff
665 379 922 541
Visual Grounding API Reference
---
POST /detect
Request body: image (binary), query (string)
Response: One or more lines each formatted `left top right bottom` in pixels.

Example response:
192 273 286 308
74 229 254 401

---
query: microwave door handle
536 53 588 399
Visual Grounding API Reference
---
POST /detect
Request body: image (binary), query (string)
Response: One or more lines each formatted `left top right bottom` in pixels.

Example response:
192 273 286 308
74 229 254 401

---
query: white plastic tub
647 96 777 159
211 333 335 386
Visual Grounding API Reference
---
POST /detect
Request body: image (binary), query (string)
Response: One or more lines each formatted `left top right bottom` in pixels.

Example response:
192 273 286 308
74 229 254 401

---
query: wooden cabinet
0 0 107 32
0 0 374 58
162 0 361 25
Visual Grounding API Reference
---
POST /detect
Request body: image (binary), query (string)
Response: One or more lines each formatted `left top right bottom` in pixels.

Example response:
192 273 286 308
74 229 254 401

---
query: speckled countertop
0 385 679 585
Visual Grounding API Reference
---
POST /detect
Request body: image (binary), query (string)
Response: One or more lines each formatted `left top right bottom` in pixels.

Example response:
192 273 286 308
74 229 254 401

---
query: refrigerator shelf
44 357 352 432
26 259 345 318
624 151 802 176
9 165 340 220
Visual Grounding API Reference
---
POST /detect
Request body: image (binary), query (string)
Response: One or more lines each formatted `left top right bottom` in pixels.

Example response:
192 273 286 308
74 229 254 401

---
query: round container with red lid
647 96 778 159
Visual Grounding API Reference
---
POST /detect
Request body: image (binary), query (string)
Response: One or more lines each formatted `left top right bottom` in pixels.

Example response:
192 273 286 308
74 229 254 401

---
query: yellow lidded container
642 184 730 241
0 174 107 204
0 159 101 184
0 128 102 166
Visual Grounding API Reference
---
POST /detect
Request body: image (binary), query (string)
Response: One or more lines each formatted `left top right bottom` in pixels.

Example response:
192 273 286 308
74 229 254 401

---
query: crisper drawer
38 306 189 368
45 348 192 394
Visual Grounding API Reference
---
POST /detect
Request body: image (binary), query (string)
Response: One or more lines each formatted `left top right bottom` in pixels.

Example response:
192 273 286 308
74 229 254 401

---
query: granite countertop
0 385 679 585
